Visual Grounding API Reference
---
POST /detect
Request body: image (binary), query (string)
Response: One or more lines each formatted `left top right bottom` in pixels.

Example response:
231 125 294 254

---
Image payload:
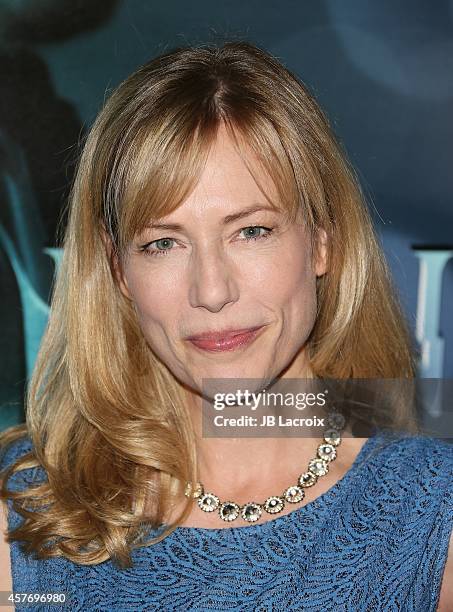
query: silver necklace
184 409 346 524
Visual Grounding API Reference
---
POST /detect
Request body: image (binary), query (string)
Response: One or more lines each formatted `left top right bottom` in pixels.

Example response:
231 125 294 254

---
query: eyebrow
146 204 280 232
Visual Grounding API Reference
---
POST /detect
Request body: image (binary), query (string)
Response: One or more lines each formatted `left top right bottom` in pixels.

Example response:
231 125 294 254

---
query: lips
185 325 265 352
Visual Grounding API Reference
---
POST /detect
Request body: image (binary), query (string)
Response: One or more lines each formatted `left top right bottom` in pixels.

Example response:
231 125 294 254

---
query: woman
1 41 452 611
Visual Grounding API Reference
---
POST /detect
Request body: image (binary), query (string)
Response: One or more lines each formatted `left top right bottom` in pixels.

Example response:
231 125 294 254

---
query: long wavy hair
0 41 418 569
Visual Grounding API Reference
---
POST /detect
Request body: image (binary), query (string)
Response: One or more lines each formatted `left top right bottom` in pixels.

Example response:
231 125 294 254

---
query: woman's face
115 123 327 395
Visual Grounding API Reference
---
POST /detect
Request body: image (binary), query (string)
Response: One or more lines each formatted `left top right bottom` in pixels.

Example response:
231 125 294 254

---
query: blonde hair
0 41 417 569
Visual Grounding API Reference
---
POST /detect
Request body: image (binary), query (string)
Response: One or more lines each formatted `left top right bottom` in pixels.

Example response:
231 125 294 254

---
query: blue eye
139 237 175 257
239 226 273 241
154 238 174 250
139 225 274 258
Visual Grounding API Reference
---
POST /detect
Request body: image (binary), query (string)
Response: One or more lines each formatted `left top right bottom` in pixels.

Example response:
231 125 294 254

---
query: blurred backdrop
1 0 452 430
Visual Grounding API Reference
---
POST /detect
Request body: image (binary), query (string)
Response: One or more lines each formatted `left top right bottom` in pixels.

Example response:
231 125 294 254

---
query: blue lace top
1 429 452 611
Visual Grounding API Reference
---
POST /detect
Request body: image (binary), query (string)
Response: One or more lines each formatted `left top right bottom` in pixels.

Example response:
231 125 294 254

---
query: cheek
291 274 317 325
244 240 316 311
123 268 180 337
256 244 318 344
285 269 317 338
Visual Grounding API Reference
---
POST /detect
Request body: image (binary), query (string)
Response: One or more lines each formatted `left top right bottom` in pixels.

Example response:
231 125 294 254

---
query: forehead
160 124 281 222
116 118 300 253
202 122 272 187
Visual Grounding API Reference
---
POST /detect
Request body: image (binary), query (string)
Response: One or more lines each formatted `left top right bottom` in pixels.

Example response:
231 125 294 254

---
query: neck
183 362 333 494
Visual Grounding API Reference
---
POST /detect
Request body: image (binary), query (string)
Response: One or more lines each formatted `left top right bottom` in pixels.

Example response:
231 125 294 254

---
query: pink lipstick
186 326 265 352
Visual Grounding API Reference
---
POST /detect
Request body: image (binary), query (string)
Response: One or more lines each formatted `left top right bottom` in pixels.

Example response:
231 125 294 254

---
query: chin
190 364 272 390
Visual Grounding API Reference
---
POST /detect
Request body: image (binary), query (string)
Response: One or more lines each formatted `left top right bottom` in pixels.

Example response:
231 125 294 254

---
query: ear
314 228 328 277
100 226 133 301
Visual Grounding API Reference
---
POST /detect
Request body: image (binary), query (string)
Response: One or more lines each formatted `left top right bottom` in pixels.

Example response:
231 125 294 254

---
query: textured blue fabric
1 429 452 611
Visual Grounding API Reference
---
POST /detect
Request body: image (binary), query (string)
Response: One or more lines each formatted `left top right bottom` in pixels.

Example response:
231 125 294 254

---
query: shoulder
389 434 453 611
0 433 33 473
362 431 453 527
0 433 37 492
386 433 452 500
397 433 453 474
0 432 45 531
429 437 453 611
369 431 453 479
358 432 453 609
417 437 453 611
0 433 34 609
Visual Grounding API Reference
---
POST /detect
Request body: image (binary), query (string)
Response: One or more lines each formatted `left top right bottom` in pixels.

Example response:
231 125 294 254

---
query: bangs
105 103 313 259
222 114 303 226
113 110 217 257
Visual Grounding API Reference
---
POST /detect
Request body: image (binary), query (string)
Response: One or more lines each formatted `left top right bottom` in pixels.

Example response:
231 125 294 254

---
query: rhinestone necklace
184 409 346 524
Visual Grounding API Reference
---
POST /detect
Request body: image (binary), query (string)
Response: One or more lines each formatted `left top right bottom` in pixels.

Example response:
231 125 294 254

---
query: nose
188 243 239 313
